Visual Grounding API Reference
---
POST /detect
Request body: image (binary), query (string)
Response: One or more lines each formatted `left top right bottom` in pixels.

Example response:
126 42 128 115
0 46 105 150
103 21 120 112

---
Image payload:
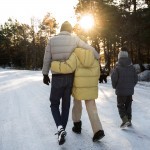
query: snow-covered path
0 69 150 150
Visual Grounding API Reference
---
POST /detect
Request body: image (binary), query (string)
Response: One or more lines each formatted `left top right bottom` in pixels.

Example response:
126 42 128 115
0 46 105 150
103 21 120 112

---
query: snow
0 69 150 150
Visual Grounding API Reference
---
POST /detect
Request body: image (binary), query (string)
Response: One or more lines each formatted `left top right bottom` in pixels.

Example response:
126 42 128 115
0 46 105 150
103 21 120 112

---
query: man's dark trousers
50 73 74 129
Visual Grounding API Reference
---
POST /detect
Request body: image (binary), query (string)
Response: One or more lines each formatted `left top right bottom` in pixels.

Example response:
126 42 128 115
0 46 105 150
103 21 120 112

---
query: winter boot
127 119 132 127
57 128 67 145
120 116 130 128
93 130 105 142
72 121 82 134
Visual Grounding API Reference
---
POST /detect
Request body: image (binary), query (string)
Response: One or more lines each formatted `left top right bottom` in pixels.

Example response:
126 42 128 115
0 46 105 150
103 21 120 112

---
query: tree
0 13 58 69
74 0 150 72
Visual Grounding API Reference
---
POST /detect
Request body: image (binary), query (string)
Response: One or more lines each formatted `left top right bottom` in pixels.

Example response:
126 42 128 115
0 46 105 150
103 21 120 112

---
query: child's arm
111 68 119 89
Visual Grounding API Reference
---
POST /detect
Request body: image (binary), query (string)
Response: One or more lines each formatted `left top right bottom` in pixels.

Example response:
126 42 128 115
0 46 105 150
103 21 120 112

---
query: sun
79 14 95 31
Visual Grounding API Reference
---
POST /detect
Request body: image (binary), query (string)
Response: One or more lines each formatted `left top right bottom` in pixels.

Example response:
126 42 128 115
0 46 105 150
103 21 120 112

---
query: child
111 47 138 128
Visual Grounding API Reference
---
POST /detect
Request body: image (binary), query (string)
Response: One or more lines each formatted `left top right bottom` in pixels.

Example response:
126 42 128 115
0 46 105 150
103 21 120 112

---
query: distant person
99 67 108 83
51 48 105 142
42 21 99 145
111 47 138 128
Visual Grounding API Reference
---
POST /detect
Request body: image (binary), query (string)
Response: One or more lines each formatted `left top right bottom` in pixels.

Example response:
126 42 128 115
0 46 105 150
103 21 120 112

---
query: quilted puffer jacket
51 48 100 100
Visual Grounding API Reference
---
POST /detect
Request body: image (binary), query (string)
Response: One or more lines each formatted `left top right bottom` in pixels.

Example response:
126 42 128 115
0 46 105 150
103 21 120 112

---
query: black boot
72 121 82 134
93 130 105 142
120 116 130 128
127 119 132 127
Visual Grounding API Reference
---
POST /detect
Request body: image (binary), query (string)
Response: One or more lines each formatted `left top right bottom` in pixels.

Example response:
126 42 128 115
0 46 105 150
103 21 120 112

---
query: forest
0 0 150 72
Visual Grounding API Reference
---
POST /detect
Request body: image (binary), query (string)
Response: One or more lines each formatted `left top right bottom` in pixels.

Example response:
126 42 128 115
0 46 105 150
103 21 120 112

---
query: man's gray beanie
118 47 129 59
60 21 73 33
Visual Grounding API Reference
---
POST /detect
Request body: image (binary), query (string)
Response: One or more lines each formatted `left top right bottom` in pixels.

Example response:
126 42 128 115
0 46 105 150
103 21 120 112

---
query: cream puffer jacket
51 48 100 100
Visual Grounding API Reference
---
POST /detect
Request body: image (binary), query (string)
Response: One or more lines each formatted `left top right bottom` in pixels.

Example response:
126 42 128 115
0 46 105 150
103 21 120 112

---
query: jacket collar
58 31 71 36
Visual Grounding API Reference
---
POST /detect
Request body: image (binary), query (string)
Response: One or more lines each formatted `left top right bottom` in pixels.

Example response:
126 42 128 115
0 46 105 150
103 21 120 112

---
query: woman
51 48 105 142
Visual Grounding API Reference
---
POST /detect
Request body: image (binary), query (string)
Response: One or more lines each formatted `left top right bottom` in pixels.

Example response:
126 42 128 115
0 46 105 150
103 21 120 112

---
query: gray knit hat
60 21 73 33
118 47 129 59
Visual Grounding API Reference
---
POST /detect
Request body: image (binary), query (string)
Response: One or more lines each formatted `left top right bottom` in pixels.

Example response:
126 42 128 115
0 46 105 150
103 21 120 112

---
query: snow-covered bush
138 70 150 81
134 64 150 74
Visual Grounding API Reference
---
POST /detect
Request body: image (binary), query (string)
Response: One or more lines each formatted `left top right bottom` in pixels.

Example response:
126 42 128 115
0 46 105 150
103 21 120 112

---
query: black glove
43 74 50 85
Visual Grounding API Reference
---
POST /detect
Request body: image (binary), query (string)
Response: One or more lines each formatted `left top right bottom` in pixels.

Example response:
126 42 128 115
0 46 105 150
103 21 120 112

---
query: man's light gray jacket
42 31 99 75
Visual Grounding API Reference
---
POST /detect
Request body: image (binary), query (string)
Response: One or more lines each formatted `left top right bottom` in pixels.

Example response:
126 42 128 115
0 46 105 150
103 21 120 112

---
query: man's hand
43 74 50 85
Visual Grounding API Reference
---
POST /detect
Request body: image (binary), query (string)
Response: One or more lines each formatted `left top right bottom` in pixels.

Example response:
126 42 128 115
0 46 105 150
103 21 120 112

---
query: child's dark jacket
111 57 138 96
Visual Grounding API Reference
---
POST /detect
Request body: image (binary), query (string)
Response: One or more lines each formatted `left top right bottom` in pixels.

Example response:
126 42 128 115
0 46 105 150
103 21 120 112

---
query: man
42 21 99 145
111 47 138 128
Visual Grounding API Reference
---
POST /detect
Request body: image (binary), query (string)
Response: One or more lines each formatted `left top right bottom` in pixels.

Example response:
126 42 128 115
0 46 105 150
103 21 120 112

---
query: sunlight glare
79 14 95 31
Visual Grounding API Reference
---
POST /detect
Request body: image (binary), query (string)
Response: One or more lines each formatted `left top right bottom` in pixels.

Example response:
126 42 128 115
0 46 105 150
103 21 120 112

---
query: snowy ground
0 69 150 150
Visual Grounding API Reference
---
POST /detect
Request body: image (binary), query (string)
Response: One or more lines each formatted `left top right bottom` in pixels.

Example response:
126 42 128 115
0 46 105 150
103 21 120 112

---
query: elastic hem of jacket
52 73 74 77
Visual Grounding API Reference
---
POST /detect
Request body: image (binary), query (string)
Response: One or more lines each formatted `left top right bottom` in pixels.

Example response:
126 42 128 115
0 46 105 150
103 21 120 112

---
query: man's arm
42 39 51 85
42 39 52 75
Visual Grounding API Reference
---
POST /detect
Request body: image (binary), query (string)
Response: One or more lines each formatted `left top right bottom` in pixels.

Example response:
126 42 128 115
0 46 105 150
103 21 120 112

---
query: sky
0 68 150 150
0 0 78 27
